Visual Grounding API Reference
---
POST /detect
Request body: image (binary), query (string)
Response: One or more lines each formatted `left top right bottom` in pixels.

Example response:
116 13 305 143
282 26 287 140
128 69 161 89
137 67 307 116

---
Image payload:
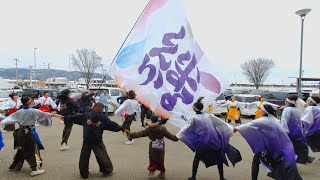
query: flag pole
106 0 151 71
102 0 150 89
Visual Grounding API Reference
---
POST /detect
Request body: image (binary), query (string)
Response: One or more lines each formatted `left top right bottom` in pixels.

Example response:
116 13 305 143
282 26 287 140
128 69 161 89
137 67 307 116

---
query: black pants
141 108 152 126
61 122 73 145
79 143 113 178
122 115 135 131
252 154 261 180
227 119 241 124
10 128 42 171
190 151 224 180
4 124 15 131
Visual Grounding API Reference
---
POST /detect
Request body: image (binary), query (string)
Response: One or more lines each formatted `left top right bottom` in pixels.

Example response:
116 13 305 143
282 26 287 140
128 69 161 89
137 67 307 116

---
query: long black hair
193 97 204 113
262 104 277 117
286 94 298 107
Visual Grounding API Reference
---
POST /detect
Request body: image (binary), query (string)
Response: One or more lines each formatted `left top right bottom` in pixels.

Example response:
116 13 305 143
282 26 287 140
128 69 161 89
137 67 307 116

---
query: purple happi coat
177 113 241 167
237 115 302 179
0 131 4 150
302 106 320 152
280 107 309 161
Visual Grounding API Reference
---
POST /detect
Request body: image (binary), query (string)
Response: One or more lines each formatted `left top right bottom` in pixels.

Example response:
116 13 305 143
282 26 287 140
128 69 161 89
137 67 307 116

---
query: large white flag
108 0 228 127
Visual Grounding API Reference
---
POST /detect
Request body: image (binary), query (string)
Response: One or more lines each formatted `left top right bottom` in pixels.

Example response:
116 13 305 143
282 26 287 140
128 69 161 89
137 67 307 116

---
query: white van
88 87 123 113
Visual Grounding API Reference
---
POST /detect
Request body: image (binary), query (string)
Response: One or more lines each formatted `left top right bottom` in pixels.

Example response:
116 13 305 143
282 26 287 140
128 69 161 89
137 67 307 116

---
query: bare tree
71 49 102 89
241 58 275 89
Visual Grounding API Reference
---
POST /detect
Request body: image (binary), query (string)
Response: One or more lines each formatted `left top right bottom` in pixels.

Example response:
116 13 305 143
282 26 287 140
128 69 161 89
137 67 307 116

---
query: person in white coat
247 95 280 119
34 91 57 113
0 92 22 131
115 90 141 145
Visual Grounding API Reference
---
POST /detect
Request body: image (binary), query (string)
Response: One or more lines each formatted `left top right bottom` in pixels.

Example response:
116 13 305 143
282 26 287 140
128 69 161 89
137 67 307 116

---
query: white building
46 77 68 89
78 78 117 89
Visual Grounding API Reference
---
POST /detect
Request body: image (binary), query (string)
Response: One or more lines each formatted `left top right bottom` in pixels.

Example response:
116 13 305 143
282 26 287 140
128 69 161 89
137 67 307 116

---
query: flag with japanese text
107 0 228 127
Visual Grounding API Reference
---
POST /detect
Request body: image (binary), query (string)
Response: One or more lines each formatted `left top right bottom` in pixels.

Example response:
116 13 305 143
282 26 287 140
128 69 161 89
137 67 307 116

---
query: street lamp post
34 48 37 83
295 8 311 97
13 58 19 86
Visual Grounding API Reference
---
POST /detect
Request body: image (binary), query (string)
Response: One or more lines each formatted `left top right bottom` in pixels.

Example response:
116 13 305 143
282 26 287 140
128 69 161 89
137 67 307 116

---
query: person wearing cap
279 95 314 164
0 92 22 132
0 96 61 176
79 90 98 113
57 89 80 151
247 95 280 119
234 104 302 180
301 95 320 153
177 97 242 180
34 91 57 113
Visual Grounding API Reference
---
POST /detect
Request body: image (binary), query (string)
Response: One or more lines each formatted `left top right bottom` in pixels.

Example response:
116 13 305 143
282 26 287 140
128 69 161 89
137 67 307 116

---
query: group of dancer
218 95 280 125
1 89 320 180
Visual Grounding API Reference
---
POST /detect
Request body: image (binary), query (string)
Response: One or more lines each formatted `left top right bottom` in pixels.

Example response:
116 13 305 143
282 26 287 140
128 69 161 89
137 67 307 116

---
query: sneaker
148 170 155 176
31 169 45 176
124 140 134 145
308 156 315 163
59 143 70 151
158 172 165 179
35 123 40 127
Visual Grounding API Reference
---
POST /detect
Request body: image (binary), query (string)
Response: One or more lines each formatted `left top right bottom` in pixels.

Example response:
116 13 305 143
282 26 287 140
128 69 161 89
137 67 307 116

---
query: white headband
308 97 317 105
285 98 295 104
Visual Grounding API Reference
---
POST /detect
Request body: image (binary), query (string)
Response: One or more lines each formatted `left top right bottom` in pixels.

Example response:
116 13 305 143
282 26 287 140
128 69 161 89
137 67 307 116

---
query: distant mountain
0 68 112 81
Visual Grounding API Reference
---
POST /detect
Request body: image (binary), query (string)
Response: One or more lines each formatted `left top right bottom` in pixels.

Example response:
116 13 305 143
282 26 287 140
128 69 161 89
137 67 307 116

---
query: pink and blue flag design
107 0 227 127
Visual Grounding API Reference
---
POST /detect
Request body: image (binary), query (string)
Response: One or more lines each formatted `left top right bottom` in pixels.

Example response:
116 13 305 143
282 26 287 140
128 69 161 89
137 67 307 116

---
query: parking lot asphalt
1 115 320 180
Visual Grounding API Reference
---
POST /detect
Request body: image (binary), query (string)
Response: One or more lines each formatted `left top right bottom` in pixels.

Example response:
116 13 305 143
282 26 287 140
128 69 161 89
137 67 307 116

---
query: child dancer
63 102 125 178
0 96 61 176
178 97 242 180
234 104 302 180
127 115 178 179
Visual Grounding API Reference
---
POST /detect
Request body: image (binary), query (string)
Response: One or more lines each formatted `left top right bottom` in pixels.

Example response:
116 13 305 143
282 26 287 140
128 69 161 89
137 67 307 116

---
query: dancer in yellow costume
248 96 280 119
219 96 246 125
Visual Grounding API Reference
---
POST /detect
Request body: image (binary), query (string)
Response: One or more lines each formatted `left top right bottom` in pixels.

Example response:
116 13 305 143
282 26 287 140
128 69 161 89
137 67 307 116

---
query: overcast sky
0 0 319 84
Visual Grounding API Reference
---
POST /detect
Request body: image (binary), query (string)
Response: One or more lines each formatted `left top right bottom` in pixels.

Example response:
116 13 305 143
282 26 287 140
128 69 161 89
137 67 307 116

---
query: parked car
211 93 228 116
234 94 260 116
22 89 60 102
259 90 310 106
88 87 123 113
249 89 270 96
232 89 252 95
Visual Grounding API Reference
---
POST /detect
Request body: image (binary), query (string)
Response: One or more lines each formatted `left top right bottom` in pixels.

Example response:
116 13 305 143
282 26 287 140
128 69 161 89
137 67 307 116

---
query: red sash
7 100 18 116
39 97 51 112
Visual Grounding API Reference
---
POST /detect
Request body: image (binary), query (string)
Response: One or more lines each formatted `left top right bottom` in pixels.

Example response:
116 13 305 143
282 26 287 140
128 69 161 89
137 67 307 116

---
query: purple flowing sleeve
0 131 4 150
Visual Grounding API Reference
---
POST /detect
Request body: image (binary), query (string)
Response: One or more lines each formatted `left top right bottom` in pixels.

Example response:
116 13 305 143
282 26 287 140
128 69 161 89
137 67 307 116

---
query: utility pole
34 48 37 83
13 58 19 86
29 65 33 87
100 64 104 86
